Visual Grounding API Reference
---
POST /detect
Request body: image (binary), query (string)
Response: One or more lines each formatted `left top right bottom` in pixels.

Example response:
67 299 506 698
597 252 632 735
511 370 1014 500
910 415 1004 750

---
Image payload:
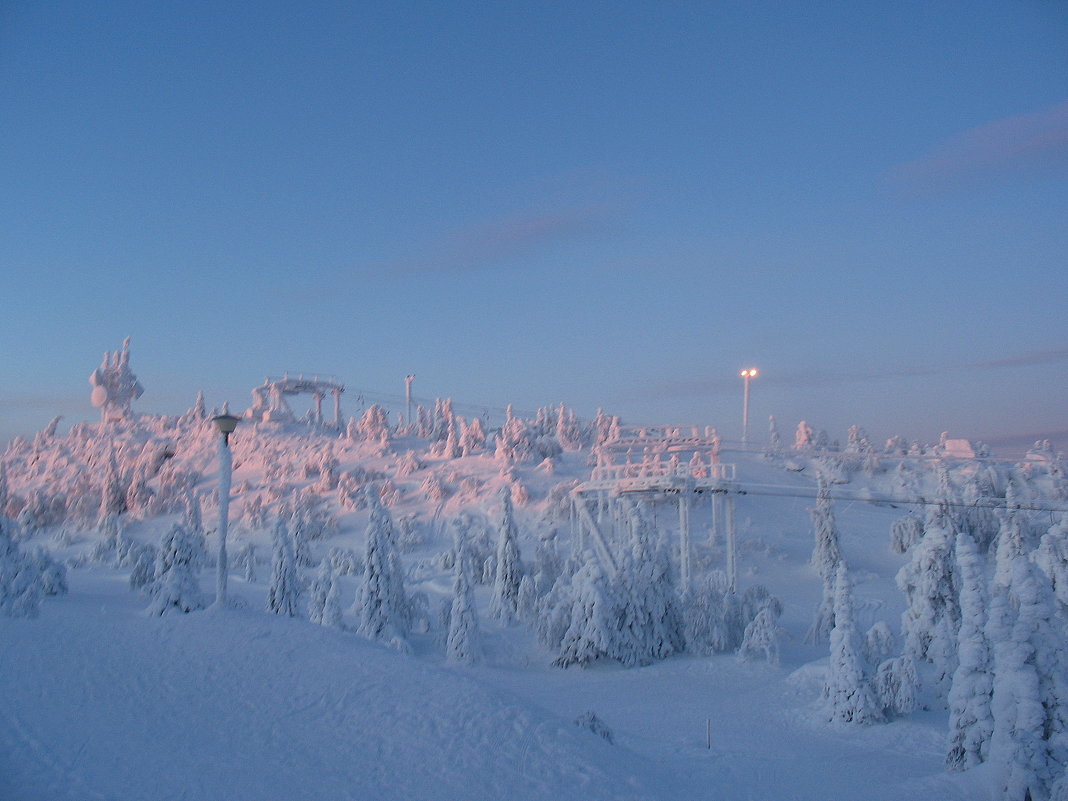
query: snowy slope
0 571 666 801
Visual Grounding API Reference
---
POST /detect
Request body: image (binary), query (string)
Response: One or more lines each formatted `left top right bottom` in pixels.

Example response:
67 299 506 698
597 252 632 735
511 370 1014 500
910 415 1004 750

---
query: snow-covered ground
1 399 1063 800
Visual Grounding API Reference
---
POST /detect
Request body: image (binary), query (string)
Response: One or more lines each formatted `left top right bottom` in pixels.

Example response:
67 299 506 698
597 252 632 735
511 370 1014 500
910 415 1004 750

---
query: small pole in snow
706 719 712 749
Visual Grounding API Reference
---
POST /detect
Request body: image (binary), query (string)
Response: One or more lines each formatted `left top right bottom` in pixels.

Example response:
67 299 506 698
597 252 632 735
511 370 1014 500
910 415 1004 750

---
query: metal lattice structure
571 428 740 593
246 373 345 426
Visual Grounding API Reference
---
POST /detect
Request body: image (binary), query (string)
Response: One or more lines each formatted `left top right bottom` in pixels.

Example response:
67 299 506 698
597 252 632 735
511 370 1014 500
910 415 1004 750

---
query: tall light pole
212 407 240 608
405 374 415 427
740 368 758 447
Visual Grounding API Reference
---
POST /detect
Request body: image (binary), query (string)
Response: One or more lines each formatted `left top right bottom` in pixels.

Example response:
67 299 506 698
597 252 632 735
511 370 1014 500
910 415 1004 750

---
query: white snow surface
0 571 659 801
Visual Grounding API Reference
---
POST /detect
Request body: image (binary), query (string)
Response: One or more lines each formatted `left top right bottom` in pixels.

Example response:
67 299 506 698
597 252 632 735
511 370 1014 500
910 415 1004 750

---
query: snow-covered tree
614 505 685 666
767 415 782 451
459 416 487 456
32 547 67 597
993 509 1026 589
810 478 842 579
898 507 960 684
864 621 896 666
354 487 409 646
147 523 204 616
807 478 841 644
738 602 784 665
890 512 923 555
825 563 883 724
946 532 993 771
446 522 482 665
266 517 301 617
308 560 343 628
554 559 616 668
988 558 1068 800
1036 515 1068 609
684 571 746 655
242 543 258 584
0 517 44 618
871 655 917 719
794 420 814 451
489 487 523 623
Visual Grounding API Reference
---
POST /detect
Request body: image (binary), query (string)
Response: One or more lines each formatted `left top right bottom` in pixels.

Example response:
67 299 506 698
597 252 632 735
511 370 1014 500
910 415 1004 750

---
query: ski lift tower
571 426 740 593
246 373 345 426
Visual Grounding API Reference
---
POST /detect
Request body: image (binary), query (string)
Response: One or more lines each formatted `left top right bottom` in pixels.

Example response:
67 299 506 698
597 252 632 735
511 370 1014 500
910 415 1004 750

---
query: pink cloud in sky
887 99 1068 192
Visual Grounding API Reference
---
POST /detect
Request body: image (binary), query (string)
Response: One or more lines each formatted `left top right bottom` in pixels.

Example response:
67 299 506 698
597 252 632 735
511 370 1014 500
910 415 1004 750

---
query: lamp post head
740 368 758 378
212 413 240 443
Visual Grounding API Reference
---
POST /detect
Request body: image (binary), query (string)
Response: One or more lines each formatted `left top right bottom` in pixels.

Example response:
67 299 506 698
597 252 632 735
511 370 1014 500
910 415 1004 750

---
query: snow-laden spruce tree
806 477 841 644
554 558 617 668
148 523 204 616
993 509 1026 590
614 503 684 666
738 600 784 665
684 570 747 655
767 415 782 452
0 517 44 618
890 511 923 555
308 560 343 628
794 420 814 451
946 532 994 771
354 487 410 646
871 654 918 719
825 563 883 724
897 506 960 686
459 416 486 456
446 522 482 665
266 517 301 617
987 557 1068 801
489 487 523 623
1036 515 1068 609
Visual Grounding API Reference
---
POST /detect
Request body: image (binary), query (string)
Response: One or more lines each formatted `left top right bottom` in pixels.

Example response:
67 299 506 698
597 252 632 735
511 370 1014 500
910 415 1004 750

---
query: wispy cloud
886 100 1068 193
651 346 1068 399
385 203 617 274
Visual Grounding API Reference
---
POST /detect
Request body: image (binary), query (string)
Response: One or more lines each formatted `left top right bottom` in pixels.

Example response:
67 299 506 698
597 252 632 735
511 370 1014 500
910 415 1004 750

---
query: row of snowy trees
131 480 782 673
814 455 1068 800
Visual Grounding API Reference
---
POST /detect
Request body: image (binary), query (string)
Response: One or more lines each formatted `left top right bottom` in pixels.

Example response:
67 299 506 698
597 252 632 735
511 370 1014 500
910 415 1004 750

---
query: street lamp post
212 408 240 607
405 375 415 428
740 368 758 447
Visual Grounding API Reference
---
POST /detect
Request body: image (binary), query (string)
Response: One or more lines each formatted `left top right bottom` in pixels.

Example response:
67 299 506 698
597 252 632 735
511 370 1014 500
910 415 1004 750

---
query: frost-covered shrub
147 524 204 615
308 561 343 628
574 710 614 744
128 543 157 592
421 472 451 503
871 655 917 719
32 547 68 596
890 512 922 555
737 602 784 665
864 621 896 666
328 546 361 577
0 519 44 618
683 571 745 655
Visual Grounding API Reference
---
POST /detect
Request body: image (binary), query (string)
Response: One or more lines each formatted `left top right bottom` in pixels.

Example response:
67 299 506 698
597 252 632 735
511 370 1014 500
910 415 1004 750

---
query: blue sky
1 1 1066 450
